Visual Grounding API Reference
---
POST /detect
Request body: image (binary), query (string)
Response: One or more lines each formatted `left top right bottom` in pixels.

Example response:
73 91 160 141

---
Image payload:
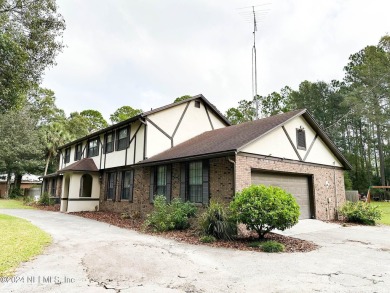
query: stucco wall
236 154 346 220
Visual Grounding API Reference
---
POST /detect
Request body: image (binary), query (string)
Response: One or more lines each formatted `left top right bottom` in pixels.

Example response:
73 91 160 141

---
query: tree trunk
44 152 51 176
376 124 386 186
5 171 11 198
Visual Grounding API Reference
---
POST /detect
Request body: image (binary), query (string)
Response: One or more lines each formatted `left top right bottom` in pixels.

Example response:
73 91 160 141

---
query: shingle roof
140 109 306 164
58 158 99 173
139 109 352 170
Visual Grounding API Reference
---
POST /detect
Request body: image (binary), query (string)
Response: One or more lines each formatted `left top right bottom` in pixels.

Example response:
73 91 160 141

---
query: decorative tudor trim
282 126 302 161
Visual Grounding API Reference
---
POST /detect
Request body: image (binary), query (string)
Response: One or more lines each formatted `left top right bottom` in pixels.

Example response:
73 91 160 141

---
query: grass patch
0 199 34 209
371 202 390 225
0 214 51 276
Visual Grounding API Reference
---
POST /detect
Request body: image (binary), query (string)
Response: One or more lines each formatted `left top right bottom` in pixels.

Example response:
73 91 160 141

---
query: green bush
199 235 216 243
198 200 237 240
230 185 300 239
23 195 34 205
261 240 285 253
9 188 23 199
145 195 196 232
339 201 382 225
38 192 51 206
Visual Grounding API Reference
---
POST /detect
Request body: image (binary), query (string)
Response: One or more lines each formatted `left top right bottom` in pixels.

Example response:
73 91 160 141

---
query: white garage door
251 172 312 219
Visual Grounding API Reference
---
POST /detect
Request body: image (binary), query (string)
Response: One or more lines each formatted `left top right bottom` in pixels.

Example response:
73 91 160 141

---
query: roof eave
135 150 236 167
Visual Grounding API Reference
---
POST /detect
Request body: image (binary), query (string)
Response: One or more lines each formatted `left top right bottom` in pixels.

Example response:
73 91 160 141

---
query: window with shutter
296 128 306 150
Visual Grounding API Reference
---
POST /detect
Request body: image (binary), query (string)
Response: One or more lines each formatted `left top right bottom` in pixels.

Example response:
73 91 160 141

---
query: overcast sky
42 0 389 122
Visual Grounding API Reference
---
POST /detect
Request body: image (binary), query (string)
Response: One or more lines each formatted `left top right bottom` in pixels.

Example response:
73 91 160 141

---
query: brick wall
99 168 153 218
236 154 346 220
98 157 235 217
209 157 234 203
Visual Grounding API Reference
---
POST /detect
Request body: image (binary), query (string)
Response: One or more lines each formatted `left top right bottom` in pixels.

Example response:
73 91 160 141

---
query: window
80 174 92 197
50 178 57 197
156 166 167 196
121 170 134 201
296 128 306 150
64 148 71 163
188 161 203 203
107 172 116 200
74 143 83 161
116 127 129 151
104 132 114 154
87 138 99 157
149 165 171 202
194 100 201 108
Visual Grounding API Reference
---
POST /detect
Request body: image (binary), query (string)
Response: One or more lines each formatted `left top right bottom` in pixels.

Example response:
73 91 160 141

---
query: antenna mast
252 6 259 119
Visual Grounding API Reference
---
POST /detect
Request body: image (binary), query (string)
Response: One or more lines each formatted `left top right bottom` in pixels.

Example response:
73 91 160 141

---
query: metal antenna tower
237 3 270 120
252 6 259 119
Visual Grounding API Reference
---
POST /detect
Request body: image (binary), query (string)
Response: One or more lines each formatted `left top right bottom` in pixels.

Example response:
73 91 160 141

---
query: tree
230 185 300 239
174 95 192 103
110 106 142 124
0 0 65 113
79 110 108 133
0 108 45 196
343 35 390 186
225 100 256 125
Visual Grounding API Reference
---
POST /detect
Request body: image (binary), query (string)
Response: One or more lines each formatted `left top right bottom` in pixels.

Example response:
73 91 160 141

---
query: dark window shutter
202 160 209 205
115 129 119 151
129 170 134 202
296 129 306 150
180 163 187 202
149 167 155 203
112 172 117 202
116 172 121 202
166 165 172 202
127 127 131 148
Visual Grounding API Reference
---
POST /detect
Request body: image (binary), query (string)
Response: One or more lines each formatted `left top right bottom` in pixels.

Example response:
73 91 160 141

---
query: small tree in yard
230 185 300 239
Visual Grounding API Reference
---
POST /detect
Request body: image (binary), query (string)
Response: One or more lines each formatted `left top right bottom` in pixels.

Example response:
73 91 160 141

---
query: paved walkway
1 209 390 293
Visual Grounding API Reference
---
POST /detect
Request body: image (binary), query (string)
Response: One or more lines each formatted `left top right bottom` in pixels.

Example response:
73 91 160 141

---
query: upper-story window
296 128 306 150
87 138 99 157
104 132 114 154
74 143 83 161
64 148 71 163
116 127 129 151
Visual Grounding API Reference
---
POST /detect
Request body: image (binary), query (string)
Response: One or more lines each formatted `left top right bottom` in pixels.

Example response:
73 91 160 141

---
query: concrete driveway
1 209 389 293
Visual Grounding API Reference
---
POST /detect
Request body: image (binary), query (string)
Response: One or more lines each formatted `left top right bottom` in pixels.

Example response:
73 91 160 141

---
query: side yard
372 201 390 225
0 213 51 276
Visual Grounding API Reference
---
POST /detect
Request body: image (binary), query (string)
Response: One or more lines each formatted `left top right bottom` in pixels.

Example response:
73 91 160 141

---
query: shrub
145 195 196 232
247 241 262 248
198 200 237 240
9 188 23 199
261 240 285 253
199 235 216 243
38 192 51 206
339 201 382 225
230 185 300 239
23 195 34 205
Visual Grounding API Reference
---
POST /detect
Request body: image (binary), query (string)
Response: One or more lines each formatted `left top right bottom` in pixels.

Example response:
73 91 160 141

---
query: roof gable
139 109 351 170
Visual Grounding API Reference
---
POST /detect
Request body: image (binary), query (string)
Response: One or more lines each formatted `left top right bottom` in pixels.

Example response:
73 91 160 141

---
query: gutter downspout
228 152 237 197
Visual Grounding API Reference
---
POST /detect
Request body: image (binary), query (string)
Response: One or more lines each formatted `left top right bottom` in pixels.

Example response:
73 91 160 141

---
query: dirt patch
70 211 318 253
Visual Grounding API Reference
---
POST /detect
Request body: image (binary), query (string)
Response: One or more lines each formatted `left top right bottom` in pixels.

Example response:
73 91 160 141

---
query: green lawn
371 201 390 225
0 199 34 209
0 214 51 276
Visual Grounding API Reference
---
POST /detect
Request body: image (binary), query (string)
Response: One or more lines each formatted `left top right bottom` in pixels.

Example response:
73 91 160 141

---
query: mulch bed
32 203 61 212
69 211 318 253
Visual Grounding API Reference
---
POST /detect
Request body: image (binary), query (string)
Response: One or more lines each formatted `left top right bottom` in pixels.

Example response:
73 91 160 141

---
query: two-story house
42 95 351 220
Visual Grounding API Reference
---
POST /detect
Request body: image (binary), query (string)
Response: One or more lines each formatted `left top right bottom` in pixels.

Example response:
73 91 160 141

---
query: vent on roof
296 127 306 150
194 101 201 108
